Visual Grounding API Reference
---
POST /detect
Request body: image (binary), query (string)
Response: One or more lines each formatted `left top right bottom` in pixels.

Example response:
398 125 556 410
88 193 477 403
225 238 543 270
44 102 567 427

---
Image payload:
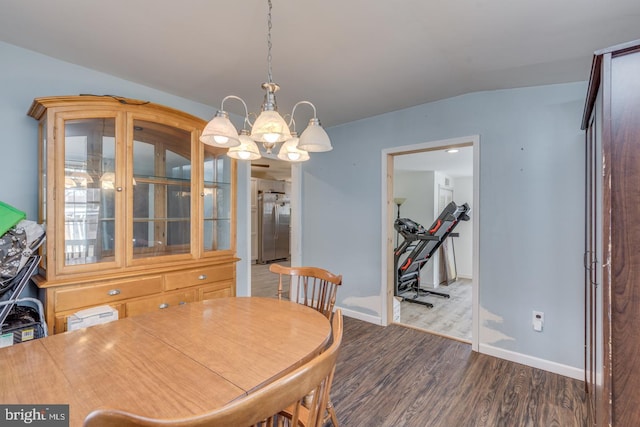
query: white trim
380 149 389 327
290 163 303 265
472 136 480 352
479 343 583 380
381 135 480 350
336 305 383 326
238 162 252 297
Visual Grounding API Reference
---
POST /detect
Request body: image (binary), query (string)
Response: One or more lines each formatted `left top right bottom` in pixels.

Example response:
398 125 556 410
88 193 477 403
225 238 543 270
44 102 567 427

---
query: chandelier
200 0 332 162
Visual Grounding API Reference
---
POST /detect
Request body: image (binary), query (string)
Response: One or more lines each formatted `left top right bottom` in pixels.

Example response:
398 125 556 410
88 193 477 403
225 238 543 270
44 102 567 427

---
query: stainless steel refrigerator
258 192 290 263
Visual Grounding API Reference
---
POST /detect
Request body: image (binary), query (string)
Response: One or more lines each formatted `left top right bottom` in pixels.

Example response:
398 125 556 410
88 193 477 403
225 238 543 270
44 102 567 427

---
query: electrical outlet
532 310 544 332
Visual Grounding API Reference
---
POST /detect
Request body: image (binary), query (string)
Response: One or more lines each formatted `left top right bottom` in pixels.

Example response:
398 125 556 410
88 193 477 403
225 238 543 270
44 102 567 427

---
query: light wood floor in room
399 278 472 342
332 316 588 427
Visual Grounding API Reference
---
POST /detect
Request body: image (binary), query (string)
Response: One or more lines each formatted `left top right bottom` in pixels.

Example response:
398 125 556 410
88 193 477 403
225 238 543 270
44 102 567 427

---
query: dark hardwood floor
331 316 587 427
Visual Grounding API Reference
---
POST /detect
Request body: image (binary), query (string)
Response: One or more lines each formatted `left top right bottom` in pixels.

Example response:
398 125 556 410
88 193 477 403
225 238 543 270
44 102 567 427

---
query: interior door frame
381 135 480 351
240 162 301 298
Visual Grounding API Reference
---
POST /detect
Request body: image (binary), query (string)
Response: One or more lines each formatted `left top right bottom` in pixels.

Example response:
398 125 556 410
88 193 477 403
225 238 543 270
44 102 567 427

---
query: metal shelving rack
0 255 48 345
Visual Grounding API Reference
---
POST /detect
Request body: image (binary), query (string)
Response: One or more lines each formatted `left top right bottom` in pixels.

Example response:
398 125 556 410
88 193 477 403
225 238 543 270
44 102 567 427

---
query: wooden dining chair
269 264 342 427
82 310 344 427
268 264 342 320
279 310 343 427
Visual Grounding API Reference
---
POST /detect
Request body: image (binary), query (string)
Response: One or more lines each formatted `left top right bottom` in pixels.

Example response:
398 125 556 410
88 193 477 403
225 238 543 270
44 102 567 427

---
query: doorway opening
249 157 302 298
382 135 479 351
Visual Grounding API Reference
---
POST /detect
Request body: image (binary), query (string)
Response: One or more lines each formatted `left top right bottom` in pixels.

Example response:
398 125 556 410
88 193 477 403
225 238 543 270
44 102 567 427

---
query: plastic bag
0 220 45 281
0 201 26 237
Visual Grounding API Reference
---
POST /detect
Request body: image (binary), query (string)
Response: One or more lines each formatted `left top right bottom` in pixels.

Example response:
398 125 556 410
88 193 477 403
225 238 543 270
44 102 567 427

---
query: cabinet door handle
179 301 187 305
108 289 121 296
159 303 169 309
198 274 207 280
583 251 589 269
116 187 123 192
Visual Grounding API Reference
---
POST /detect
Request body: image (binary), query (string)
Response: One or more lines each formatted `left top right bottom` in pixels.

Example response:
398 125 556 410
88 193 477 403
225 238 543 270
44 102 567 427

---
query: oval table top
0 297 331 426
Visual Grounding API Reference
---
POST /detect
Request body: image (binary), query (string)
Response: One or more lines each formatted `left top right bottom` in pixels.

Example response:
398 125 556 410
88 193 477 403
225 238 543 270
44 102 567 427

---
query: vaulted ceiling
1 0 639 130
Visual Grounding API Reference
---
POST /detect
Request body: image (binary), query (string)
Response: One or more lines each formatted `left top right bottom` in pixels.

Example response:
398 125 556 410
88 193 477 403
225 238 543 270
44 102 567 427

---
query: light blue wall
0 41 251 291
301 82 587 370
1 40 587 373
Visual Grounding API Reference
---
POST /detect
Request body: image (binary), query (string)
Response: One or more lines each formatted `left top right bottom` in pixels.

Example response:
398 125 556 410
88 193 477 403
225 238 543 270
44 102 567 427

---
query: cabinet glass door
63 118 116 266
203 150 231 252
132 120 192 259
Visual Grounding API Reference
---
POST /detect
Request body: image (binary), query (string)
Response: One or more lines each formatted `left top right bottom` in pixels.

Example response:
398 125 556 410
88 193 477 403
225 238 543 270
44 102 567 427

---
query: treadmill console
394 218 426 236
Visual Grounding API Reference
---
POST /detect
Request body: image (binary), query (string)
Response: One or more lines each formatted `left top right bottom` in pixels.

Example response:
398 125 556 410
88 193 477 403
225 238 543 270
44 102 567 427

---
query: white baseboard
334 306 583 381
335 305 383 326
457 274 473 280
479 343 584 380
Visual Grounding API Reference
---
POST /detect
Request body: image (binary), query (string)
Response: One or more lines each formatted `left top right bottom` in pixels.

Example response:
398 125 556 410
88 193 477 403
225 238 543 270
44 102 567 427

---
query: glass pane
132 120 191 258
63 118 116 266
203 151 231 252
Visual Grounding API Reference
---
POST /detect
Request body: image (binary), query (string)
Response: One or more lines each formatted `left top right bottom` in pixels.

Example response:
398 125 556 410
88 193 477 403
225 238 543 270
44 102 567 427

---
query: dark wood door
608 48 640 427
583 41 640 426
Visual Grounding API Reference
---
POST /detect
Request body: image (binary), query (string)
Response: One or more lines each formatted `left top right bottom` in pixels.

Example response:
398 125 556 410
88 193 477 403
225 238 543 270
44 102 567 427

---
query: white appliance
67 305 118 331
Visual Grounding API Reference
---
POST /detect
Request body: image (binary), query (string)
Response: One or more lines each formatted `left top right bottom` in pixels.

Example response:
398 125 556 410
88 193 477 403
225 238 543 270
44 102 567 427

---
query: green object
0 201 26 236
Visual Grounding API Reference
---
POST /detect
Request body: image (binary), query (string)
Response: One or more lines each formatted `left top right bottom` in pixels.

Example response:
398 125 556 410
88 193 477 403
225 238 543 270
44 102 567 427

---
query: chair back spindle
268 264 342 319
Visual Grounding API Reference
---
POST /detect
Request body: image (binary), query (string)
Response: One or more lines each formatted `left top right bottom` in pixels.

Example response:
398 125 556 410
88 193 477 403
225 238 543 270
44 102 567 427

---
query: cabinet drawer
199 281 234 301
125 290 196 317
164 264 234 290
55 276 163 312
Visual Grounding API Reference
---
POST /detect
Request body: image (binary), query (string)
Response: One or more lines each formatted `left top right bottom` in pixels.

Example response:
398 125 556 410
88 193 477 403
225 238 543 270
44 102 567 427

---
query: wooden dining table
0 297 331 426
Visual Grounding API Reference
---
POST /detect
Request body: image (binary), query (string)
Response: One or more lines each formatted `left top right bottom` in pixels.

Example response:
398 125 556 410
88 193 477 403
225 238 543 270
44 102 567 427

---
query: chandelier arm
219 95 254 128
245 111 258 129
288 101 318 127
220 95 249 117
283 114 295 132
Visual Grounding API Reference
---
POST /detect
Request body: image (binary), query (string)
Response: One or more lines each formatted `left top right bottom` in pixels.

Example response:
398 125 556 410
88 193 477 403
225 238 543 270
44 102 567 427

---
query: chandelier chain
266 0 273 84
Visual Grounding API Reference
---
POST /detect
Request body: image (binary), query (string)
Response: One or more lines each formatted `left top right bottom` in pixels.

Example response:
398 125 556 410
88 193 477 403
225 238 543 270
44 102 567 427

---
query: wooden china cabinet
582 40 640 426
28 95 238 335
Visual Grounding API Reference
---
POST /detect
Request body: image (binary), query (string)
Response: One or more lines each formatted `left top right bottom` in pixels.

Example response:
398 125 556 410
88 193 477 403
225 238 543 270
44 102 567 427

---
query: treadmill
394 201 470 307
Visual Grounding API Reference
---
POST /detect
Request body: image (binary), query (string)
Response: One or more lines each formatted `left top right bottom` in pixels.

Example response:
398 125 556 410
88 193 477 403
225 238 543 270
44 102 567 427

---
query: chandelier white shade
227 130 262 160
298 118 332 152
199 0 332 162
251 109 292 145
277 132 310 162
200 110 240 148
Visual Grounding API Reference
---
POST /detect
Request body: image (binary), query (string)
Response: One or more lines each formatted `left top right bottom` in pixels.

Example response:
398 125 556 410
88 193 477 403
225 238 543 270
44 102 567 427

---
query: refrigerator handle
274 205 279 239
